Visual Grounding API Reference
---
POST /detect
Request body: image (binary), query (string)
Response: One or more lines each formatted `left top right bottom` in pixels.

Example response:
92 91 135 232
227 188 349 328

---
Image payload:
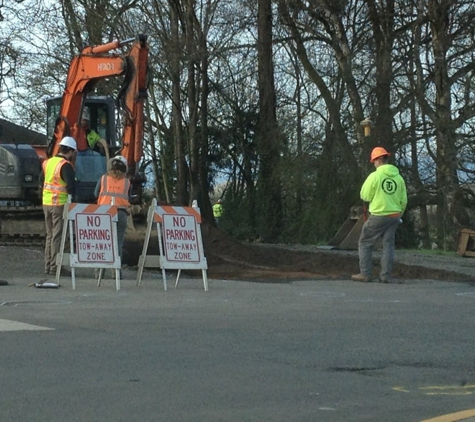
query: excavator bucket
327 206 365 250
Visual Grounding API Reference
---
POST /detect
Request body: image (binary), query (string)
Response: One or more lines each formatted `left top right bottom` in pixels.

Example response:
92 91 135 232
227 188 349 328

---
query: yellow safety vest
42 157 69 206
213 203 223 218
97 175 130 208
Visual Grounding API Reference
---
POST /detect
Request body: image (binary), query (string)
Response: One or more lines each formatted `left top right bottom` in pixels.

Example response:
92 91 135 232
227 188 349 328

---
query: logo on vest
381 178 397 195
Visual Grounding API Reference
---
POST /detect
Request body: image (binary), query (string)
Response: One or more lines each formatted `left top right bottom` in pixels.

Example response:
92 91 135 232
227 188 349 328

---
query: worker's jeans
43 205 65 273
358 215 400 279
117 209 128 259
95 209 128 280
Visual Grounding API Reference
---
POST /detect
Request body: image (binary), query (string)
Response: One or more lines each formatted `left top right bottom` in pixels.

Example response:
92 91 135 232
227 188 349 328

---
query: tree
412 0 475 248
256 0 283 241
5 0 475 249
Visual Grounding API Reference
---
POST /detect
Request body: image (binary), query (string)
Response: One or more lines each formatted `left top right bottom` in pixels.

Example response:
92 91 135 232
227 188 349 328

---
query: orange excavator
48 33 149 202
0 34 149 243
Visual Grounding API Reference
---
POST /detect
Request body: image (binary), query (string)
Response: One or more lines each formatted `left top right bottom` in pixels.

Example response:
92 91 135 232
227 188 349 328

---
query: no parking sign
76 213 115 263
162 213 201 263
56 203 121 290
136 200 208 291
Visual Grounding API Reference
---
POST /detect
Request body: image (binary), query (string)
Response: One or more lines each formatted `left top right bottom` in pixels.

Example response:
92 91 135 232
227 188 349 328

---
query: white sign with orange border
76 212 115 263
56 202 121 290
136 199 208 291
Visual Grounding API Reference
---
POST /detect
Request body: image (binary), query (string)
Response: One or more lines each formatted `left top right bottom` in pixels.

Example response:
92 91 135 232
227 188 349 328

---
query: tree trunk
429 0 461 249
257 0 282 242
186 0 199 206
169 0 188 205
198 38 214 223
366 0 395 153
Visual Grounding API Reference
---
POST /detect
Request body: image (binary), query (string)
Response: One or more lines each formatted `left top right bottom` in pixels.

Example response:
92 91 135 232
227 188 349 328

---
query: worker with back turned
352 147 407 283
41 136 77 276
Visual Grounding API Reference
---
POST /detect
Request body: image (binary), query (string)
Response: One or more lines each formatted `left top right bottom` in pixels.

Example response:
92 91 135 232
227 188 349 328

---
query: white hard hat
59 136 77 151
109 155 127 171
82 108 91 121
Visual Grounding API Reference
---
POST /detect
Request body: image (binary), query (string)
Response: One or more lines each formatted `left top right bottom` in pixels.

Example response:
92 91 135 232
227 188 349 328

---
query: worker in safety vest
77 107 109 157
95 156 130 261
41 136 77 276
212 198 223 226
351 147 407 284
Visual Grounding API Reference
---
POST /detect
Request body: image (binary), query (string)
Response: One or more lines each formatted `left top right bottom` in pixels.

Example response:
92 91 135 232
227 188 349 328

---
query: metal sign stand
56 201 121 290
136 199 208 291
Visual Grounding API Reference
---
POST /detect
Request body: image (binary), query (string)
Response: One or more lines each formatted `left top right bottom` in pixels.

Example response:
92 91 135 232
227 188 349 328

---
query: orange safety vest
42 157 69 206
97 175 130 208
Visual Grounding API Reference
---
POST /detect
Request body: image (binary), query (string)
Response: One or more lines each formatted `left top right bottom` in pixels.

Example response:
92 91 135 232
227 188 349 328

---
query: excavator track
0 235 45 246
0 205 46 246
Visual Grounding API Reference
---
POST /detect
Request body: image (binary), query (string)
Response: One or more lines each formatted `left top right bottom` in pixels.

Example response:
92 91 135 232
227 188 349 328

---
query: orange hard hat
370 147 391 163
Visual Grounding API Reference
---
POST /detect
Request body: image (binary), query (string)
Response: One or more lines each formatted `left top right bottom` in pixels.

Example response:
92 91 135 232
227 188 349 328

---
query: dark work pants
117 209 128 260
358 215 400 279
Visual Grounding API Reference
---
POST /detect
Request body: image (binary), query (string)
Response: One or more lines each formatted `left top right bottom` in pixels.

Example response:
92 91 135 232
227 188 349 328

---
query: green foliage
217 191 259 242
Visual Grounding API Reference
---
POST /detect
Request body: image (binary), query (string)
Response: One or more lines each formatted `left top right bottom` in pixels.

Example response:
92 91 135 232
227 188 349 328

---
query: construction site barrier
136 199 208 291
56 201 121 290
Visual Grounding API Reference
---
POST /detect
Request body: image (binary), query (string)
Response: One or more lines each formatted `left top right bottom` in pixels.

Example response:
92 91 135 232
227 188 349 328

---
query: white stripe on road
0 319 54 331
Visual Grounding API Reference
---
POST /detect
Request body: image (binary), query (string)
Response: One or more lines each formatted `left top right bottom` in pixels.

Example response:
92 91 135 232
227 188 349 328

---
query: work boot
351 273 372 283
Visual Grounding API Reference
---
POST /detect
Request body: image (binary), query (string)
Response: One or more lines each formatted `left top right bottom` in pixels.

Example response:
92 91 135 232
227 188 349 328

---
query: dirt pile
123 224 470 282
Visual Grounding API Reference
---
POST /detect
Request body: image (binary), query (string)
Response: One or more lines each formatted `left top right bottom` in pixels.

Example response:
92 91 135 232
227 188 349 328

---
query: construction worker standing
352 147 407 283
95 156 130 262
213 199 223 226
41 136 77 275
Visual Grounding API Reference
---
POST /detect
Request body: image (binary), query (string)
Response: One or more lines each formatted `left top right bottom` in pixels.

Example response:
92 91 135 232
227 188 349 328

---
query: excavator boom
49 34 149 180
116 35 149 178
0 35 149 244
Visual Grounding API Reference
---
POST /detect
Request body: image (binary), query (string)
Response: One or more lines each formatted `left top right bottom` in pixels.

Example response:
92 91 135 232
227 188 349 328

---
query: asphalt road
1 271 475 422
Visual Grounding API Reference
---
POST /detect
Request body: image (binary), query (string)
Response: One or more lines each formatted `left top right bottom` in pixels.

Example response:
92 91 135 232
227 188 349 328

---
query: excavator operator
80 108 109 158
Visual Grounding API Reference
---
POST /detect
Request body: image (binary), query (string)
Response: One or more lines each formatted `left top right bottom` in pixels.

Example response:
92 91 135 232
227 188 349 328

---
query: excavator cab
46 96 116 148
46 96 117 202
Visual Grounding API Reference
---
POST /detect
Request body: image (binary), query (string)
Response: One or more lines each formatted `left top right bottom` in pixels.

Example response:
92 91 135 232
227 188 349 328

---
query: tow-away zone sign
136 201 208 291
163 213 200 263
76 213 115 263
56 203 121 290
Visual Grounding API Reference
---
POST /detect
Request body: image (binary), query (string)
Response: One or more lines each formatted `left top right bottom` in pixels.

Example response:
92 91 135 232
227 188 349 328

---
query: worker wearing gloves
352 147 407 283
95 156 130 264
80 108 109 159
41 136 77 276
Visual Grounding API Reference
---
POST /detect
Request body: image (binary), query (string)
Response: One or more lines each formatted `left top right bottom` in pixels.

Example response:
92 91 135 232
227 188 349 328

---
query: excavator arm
115 35 149 179
0 35 148 244
48 34 149 182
